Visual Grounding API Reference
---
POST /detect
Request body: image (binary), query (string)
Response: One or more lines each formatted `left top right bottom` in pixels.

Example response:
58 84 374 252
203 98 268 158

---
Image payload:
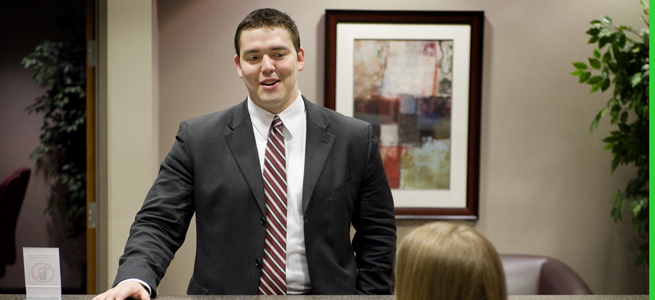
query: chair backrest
500 254 592 295
0 167 31 276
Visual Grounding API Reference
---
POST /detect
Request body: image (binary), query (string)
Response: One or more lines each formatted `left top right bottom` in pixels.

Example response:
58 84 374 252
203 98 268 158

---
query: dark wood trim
85 0 97 294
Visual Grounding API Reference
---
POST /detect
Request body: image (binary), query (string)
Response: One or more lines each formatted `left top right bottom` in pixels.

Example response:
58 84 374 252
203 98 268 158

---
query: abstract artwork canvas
353 39 454 190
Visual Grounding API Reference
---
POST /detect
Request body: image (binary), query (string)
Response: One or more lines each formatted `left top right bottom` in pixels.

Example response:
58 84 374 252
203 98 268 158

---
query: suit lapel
302 98 335 213
224 100 266 215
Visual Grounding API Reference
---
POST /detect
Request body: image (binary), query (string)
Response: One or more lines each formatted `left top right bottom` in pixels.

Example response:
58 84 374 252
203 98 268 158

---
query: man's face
235 27 305 114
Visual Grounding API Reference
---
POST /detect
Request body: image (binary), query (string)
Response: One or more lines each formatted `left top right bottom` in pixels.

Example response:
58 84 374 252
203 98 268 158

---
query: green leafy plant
21 37 87 238
571 1 649 267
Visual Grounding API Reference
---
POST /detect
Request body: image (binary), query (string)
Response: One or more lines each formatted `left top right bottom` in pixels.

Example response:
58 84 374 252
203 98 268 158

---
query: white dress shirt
247 92 310 294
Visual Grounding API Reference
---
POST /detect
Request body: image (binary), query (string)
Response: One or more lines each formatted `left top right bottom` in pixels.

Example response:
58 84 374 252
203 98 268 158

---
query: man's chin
253 97 288 113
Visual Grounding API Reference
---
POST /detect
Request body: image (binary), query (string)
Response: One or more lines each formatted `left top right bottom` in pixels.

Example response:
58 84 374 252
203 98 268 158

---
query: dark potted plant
571 1 649 267
21 35 87 239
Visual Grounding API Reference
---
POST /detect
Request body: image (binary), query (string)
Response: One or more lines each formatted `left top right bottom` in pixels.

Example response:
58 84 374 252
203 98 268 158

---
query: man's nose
261 55 275 73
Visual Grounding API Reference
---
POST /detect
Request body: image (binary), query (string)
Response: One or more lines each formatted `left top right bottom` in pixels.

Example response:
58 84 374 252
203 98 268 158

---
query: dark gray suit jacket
113 97 396 295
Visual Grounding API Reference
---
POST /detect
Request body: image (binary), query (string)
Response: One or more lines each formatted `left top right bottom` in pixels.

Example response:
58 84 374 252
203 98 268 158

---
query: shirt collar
247 91 305 139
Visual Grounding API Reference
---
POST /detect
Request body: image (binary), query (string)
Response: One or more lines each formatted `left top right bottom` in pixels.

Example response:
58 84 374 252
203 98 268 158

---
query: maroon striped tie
258 116 287 295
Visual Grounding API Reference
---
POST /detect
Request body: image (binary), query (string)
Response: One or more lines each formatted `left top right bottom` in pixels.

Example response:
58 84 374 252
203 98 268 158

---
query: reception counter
0 295 648 300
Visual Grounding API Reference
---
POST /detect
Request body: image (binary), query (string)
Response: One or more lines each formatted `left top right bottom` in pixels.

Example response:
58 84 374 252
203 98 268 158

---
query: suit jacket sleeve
352 124 397 294
113 121 196 297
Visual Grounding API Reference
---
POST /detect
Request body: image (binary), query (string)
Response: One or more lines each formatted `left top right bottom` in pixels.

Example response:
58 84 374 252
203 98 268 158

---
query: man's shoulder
183 100 247 129
305 99 371 131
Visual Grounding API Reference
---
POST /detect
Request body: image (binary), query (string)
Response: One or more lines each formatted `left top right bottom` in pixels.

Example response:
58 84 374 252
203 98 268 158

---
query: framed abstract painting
325 10 484 219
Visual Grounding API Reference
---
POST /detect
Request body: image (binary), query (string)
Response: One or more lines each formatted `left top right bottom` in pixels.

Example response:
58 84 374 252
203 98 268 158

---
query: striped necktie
258 115 287 295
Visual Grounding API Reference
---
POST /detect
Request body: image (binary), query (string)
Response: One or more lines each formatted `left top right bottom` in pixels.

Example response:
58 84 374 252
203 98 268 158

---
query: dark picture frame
325 10 484 219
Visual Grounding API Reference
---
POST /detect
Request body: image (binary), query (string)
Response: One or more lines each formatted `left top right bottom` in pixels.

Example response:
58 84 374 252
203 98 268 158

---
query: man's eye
247 56 259 61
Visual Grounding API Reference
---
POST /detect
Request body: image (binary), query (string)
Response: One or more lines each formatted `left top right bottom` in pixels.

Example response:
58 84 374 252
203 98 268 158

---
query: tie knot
271 116 283 129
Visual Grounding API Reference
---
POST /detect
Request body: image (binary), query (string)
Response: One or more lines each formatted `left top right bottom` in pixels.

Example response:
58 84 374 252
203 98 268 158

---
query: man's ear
297 47 305 71
234 55 243 78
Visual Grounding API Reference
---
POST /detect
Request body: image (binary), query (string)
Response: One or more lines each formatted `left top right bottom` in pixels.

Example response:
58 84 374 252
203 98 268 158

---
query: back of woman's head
396 222 507 300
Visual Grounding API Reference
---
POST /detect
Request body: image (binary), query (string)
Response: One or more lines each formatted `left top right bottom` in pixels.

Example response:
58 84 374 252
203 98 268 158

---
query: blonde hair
396 222 507 300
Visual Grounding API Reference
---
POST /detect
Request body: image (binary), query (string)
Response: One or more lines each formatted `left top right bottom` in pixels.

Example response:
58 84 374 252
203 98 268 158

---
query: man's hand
93 281 150 300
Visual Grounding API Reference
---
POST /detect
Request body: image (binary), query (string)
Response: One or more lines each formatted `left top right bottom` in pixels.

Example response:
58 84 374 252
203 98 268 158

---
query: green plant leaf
588 36 599 44
601 78 611 91
589 118 599 132
630 73 642 87
593 48 601 59
620 111 628 124
617 33 627 48
632 202 642 216
571 70 583 76
607 32 619 44
586 27 601 36
602 51 612 64
602 15 612 24
615 52 628 69
579 72 592 83
588 75 603 84
573 62 588 70
589 58 602 69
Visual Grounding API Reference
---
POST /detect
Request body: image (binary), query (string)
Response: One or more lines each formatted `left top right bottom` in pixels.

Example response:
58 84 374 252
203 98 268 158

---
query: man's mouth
260 80 279 86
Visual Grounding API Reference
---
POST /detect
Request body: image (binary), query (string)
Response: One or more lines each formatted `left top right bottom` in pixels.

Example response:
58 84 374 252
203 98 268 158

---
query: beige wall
98 0 157 292
100 0 648 295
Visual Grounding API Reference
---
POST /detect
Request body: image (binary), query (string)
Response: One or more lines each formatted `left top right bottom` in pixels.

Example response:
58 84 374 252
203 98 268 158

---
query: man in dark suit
93 8 395 300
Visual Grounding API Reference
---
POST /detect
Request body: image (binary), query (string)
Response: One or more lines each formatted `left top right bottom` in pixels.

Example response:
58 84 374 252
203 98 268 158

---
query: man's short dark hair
234 8 301 57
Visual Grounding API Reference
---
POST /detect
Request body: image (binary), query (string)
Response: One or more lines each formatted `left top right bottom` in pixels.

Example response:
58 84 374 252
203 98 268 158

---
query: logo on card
31 263 54 283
